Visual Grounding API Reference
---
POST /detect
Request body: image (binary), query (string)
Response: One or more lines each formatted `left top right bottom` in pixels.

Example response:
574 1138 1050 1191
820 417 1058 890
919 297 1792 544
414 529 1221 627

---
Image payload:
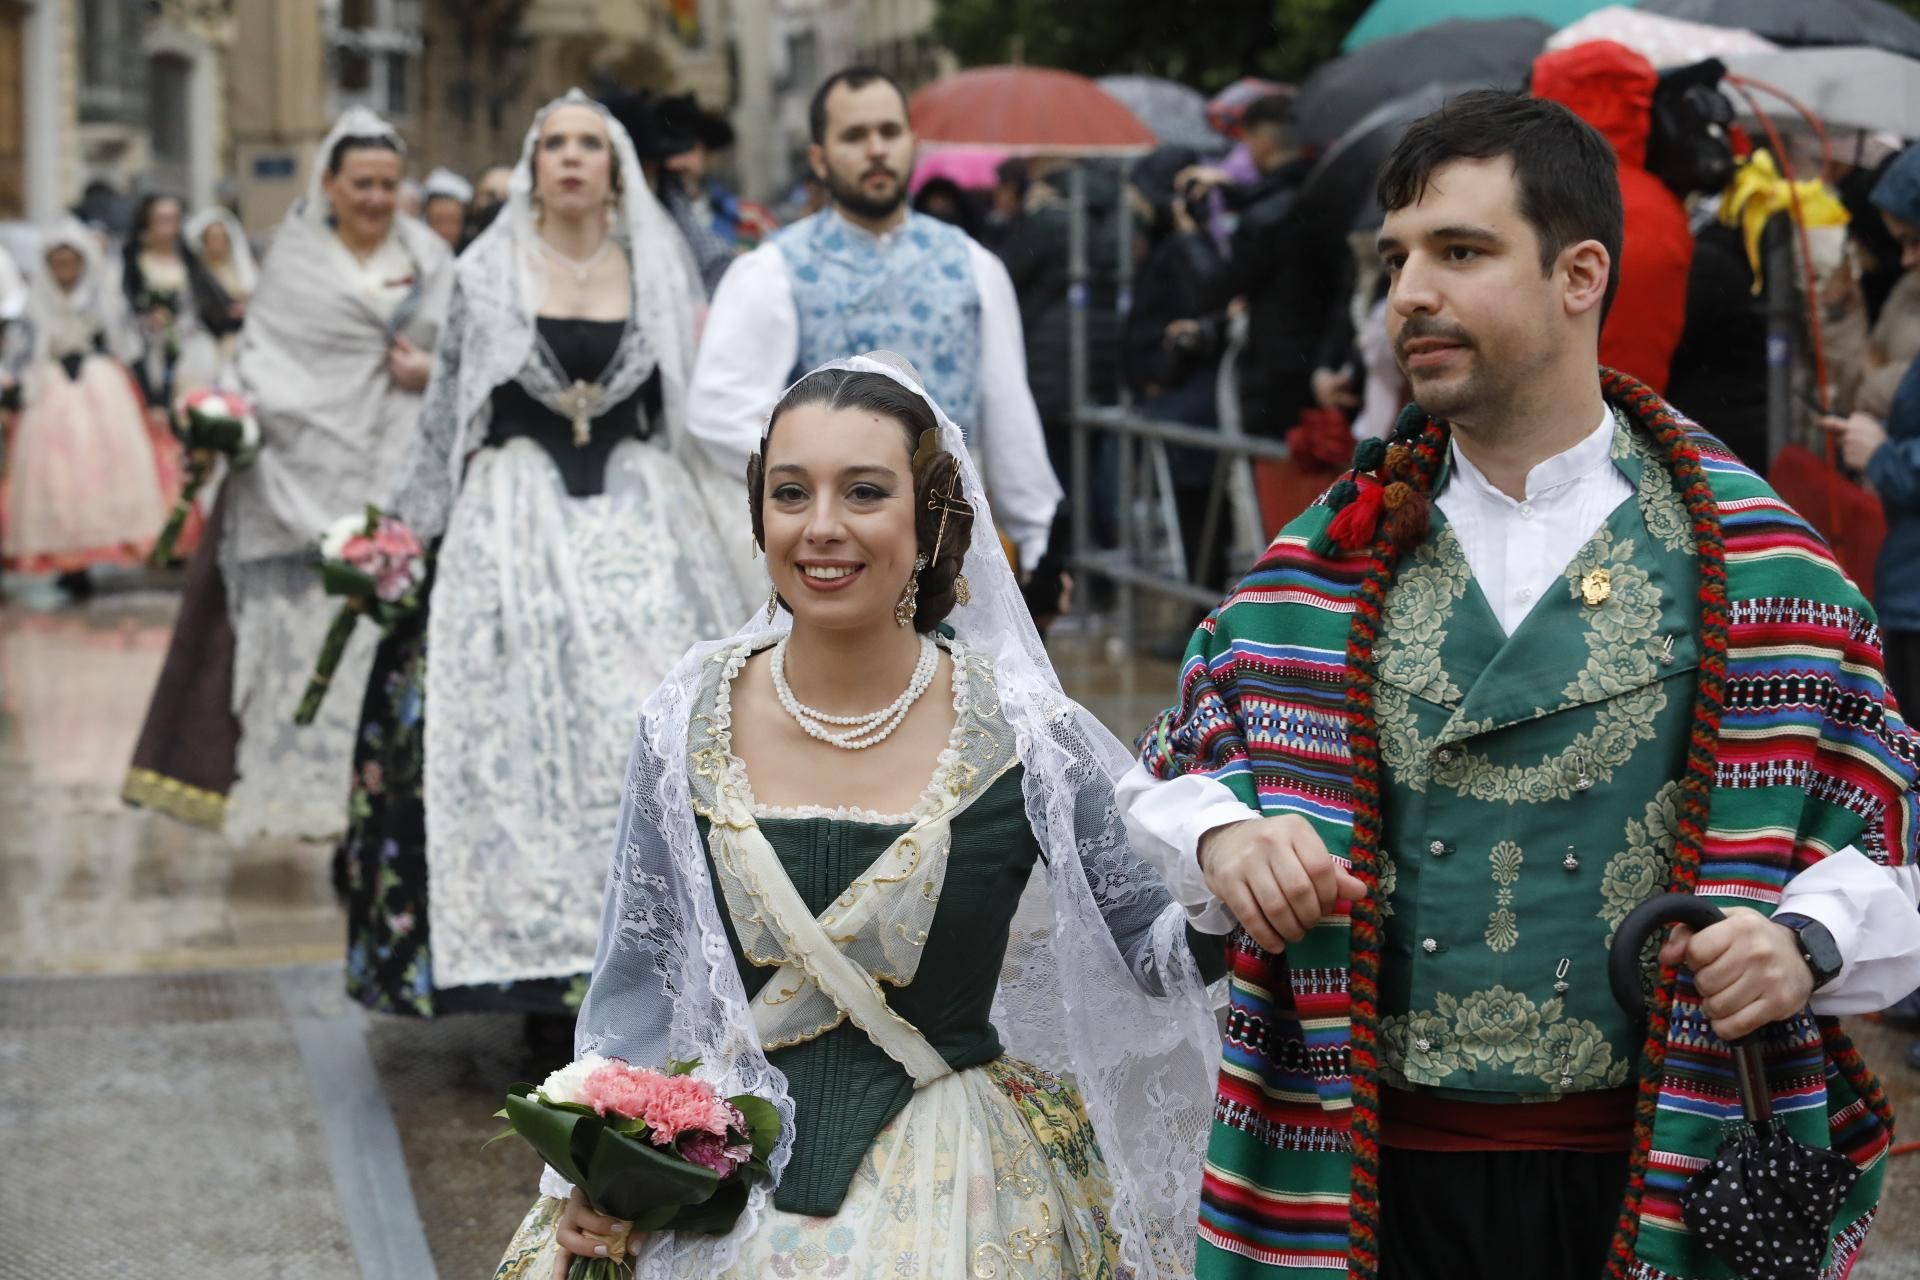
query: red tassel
1327 475 1386 551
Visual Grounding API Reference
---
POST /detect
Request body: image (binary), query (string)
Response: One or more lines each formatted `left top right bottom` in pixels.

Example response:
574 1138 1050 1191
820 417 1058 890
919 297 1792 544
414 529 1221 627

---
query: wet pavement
1 580 1915 1278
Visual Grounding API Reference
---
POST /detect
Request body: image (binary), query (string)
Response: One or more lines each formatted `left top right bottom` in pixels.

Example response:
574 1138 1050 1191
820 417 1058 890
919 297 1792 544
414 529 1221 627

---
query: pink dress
2 347 170 572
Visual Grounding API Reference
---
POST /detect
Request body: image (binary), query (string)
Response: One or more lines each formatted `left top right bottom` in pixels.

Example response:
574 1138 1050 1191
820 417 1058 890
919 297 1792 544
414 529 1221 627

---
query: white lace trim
713 633 975 827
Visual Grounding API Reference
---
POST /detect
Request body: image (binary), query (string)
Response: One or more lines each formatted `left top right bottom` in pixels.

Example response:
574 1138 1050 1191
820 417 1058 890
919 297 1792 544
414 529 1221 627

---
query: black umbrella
1609 894 1863 1280
1293 82 1474 235
1292 17 1551 149
1640 0 1920 59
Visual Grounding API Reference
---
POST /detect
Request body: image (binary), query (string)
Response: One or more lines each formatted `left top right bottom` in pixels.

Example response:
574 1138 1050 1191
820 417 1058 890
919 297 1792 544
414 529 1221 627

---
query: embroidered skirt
493 1058 1126 1279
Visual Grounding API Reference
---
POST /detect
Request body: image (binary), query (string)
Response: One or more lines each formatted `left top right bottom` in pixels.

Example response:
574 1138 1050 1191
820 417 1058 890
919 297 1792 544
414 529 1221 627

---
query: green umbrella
1342 0 1616 50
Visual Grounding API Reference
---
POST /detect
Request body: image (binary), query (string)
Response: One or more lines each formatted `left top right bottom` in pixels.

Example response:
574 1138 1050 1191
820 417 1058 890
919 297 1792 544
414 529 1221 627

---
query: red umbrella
909 67 1157 155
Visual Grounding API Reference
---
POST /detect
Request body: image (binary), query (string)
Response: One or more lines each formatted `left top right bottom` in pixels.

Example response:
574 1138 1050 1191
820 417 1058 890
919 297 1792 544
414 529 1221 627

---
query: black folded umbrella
1610 894 1863 1280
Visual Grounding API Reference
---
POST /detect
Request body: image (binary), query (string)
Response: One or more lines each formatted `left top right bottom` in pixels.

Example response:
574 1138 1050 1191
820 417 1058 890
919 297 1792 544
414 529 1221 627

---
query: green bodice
1373 420 1703 1100
701 767 1037 1215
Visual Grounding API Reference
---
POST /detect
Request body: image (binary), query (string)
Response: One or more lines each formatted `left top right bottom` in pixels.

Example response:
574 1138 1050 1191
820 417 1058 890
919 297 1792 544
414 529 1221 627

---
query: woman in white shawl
494 353 1227 1280
336 92 749 1018
124 107 452 840
173 206 258 395
2 218 168 582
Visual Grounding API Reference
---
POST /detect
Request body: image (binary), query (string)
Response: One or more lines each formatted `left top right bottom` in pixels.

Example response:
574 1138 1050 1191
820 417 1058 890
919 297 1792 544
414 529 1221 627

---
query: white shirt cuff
1777 847 1920 1015
1116 763 1259 935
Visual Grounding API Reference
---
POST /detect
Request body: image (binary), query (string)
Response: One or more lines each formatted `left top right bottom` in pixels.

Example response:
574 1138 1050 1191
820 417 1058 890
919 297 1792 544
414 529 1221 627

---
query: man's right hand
1199 816 1368 952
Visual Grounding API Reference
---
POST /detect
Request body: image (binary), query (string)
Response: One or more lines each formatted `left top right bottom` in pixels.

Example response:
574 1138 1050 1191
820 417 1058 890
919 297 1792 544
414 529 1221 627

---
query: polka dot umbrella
1610 894 1864 1280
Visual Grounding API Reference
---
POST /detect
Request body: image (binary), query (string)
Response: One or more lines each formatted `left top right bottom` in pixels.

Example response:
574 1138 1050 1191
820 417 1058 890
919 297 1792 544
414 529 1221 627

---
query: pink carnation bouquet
493 1056 779 1277
149 388 261 566
292 505 426 726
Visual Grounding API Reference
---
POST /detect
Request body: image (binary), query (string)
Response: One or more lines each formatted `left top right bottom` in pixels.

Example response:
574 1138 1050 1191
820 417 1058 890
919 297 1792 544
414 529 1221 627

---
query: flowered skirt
493 1059 1126 1279
339 597 576 1018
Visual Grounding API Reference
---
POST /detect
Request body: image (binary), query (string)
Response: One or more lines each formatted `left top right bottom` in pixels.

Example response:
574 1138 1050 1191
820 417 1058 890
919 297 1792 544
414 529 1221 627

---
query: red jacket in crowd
1531 40 1693 394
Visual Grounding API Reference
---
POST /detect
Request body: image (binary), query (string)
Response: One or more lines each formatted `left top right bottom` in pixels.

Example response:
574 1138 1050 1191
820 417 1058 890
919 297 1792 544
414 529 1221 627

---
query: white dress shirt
685 211 1064 569
1118 411 1920 1012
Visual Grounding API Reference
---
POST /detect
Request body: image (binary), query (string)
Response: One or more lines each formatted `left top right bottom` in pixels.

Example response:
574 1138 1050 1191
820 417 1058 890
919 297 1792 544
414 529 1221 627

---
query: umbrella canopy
1342 0 1612 49
1610 895 1865 1280
909 67 1156 156
1207 77 1295 135
1295 82 1476 234
1295 17 1552 148
1097 75 1224 154
1638 0 1920 59
1722 45 1920 138
908 147 1010 194
1546 4 1779 66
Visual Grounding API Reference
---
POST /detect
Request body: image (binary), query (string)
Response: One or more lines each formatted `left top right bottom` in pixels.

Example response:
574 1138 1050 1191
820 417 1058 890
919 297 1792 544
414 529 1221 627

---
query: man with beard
688 66 1062 577
1120 91 1920 1278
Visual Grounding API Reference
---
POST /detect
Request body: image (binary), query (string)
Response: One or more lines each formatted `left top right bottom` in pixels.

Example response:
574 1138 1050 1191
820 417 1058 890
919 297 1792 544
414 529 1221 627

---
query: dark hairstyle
327 133 402 175
808 67 908 146
748 367 974 633
1242 93 1293 132
912 177 982 240
1377 89 1624 319
130 192 182 243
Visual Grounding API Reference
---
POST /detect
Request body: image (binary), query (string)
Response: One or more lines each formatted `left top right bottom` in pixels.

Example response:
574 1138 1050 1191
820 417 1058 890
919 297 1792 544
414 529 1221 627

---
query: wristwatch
1771 913 1844 992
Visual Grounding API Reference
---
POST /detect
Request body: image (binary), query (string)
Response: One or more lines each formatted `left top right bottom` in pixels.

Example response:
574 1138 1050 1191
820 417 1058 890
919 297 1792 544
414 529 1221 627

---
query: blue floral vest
772 210 982 438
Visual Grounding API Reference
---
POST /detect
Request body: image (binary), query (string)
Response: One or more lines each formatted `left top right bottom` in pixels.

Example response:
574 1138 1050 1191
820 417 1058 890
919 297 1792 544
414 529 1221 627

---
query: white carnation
538 1054 611 1106
319 513 367 562
196 393 231 420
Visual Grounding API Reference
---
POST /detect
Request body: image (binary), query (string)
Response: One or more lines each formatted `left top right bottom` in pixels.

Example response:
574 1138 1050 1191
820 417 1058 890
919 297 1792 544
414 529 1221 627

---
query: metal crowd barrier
1061 165 1291 656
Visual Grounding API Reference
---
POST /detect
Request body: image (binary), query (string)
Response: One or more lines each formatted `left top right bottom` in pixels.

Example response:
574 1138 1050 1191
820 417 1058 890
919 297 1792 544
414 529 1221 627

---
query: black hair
749 367 973 633
130 192 182 243
327 134 402 175
1378 89 1624 319
1242 93 1294 132
912 177 981 240
808 67 908 146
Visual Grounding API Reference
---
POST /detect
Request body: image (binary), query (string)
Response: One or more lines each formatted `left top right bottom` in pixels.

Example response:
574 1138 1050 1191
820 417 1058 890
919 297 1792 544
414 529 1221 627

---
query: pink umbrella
910 147 1011 193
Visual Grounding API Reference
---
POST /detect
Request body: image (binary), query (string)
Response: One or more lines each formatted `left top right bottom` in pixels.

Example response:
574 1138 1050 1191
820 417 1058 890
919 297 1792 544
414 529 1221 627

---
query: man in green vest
1121 90 1920 1279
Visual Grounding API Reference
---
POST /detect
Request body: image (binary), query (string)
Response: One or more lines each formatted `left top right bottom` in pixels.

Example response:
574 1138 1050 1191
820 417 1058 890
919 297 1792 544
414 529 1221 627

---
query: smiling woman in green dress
492 352 1230 1280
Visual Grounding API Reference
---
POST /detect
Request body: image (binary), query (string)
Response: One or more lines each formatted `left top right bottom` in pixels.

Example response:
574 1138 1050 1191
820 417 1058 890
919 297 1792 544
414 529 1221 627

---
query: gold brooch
1580 568 1612 607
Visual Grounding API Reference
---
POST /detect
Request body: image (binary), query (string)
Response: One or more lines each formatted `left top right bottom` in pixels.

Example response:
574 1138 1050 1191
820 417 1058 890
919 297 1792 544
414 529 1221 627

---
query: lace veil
26 217 137 366
388 90 701 540
573 353 1223 1277
185 206 260 298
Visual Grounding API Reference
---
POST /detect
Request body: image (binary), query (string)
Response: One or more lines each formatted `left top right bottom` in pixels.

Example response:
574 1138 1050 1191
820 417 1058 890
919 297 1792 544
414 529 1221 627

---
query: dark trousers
1378 1147 1629 1280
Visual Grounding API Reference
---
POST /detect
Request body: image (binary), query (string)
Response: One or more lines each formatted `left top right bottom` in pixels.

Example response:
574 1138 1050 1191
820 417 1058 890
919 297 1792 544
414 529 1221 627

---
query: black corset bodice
485 317 662 497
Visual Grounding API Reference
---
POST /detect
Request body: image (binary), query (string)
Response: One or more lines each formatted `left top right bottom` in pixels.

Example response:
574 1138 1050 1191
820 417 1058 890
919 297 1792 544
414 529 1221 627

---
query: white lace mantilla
424 437 750 989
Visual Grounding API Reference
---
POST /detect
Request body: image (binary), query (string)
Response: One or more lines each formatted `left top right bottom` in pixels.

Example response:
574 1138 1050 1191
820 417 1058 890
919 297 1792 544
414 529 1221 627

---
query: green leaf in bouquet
665 1177 751 1237
581 1125 721 1226
501 1087 599 1190
730 1094 782 1164
320 561 380 599
666 1059 701 1077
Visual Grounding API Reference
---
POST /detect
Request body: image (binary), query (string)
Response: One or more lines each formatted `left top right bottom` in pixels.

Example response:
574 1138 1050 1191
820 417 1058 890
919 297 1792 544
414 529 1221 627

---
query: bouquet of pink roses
292 506 426 726
149 389 261 566
493 1056 779 1277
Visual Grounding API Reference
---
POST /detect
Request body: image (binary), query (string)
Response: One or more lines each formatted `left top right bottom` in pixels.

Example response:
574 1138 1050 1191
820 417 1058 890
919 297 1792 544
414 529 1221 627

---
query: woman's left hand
1820 411 1888 471
387 335 432 392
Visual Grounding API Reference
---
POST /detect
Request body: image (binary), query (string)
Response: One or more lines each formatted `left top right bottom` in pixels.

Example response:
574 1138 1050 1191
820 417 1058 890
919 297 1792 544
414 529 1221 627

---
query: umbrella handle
1609 893 1773 1132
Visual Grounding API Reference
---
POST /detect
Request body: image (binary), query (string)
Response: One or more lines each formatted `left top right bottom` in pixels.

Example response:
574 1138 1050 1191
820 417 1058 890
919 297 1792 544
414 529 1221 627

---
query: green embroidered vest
1373 419 1703 1099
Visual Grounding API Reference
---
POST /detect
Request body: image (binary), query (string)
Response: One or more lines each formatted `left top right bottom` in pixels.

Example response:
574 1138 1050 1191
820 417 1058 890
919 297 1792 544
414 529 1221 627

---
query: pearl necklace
771 635 938 750
537 234 613 284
